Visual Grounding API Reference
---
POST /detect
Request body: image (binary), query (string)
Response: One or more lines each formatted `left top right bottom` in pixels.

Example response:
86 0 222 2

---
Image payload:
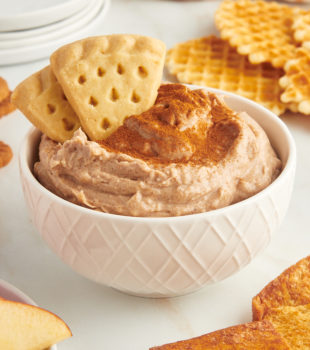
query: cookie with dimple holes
215 0 302 68
50 34 166 141
11 66 81 143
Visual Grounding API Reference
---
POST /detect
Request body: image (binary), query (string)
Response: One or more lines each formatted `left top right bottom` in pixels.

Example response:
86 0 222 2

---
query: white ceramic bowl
0 279 57 350
19 87 296 298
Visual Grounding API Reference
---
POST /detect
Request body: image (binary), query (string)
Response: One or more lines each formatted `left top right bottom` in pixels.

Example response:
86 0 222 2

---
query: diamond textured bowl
19 87 296 298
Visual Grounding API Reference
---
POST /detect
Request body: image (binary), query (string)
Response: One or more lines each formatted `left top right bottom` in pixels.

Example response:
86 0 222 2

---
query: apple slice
0 297 72 350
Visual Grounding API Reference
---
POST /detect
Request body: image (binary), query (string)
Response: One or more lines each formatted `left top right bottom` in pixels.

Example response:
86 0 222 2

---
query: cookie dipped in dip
34 84 281 217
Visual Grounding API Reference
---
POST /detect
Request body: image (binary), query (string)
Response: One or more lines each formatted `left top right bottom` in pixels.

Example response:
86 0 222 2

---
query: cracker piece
280 48 310 114
0 141 13 168
166 35 287 115
11 66 81 143
0 77 10 102
264 304 310 349
50 34 166 140
252 255 310 321
150 320 290 349
215 0 302 68
0 92 16 118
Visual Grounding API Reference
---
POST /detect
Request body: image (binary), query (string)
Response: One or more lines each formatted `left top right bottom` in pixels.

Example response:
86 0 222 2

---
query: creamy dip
34 84 281 217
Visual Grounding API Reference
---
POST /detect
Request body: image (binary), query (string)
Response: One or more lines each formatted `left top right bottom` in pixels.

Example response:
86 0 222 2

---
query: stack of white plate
0 0 110 65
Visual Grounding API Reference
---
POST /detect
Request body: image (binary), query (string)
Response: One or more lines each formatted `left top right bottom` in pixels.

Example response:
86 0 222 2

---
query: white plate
0 0 102 49
0 279 57 350
0 0 110 66
0 0 89 32
0 0 99 42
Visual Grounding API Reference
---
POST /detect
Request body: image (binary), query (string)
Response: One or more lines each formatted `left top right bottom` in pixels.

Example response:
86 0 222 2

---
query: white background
0 0 310 349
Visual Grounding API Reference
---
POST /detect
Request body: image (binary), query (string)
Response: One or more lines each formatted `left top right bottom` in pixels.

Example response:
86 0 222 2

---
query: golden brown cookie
293 12 310 49
215 0 302 68
50 34 166 140
252 255 310 321
264 304 310 349
0 92 16 118
0 141 13 168
0 77 10 102
11 66 81 143
150 320 290 349
166 35 287 115
280 48 310 114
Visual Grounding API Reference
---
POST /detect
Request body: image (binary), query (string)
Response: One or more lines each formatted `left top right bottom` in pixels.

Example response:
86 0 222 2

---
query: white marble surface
0 0 310 349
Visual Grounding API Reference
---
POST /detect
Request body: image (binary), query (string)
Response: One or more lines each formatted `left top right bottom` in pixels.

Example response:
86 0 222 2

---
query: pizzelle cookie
215 0 301 68
293 13 310 49
50 34 166 140
279 47 310 114
166 35 287 115
11 66 81 143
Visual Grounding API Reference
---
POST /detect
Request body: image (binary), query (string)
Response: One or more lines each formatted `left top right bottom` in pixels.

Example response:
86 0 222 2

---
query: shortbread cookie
0 93 16 118
215 0 301 68
0 141 13 168
280 48 310 114
11 66 81 143
50 34 166 140
166 35 287 115
0 77 10 102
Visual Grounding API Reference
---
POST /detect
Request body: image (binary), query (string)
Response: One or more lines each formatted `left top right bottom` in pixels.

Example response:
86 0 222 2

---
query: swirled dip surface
34 84 281 217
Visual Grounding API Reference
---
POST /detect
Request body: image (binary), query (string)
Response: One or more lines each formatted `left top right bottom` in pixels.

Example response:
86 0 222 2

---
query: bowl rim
0 278 37 305
19 85 296 222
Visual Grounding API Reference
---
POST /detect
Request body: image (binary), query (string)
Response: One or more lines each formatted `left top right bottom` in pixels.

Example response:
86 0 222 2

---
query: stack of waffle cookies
166 0 310 116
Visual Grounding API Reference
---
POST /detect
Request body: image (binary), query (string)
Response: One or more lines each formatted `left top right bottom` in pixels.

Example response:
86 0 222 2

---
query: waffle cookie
215 0 301 68
166 35 287 115
280 47 310 114
293 13 310 48
50 34 166 141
